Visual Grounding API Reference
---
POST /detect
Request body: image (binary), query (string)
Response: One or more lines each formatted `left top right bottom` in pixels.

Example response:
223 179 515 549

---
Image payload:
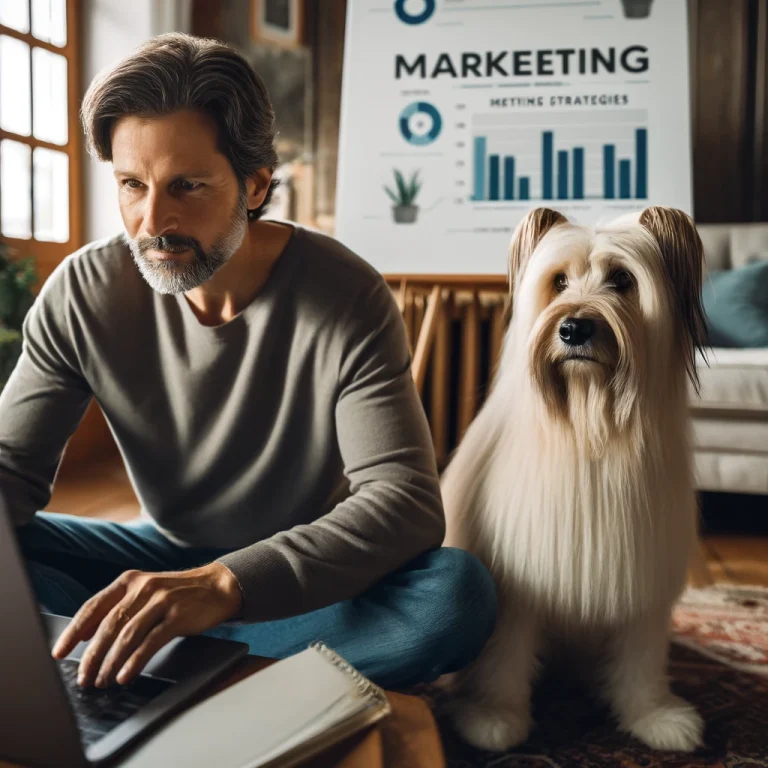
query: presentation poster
334 0 693 275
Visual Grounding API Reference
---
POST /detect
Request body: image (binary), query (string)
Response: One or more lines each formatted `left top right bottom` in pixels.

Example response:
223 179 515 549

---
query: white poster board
334 0 692 276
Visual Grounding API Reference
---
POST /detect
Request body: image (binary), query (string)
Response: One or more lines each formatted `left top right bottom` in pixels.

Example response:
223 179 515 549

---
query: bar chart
470 110 648 203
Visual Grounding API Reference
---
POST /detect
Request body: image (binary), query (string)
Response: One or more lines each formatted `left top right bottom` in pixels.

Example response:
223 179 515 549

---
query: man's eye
175 180 201 192
123 180 142 189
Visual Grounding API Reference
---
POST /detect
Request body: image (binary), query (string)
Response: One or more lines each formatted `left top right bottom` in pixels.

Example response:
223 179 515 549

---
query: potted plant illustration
0 239 38 392
384 169 422 224
620 0 653 18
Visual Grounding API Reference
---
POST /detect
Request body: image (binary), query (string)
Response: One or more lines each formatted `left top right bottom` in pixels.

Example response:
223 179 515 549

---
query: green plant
0 239 38 391
384 169 421 207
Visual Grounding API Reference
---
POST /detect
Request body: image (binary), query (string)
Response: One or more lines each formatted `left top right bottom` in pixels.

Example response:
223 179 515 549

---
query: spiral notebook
120 643 392 768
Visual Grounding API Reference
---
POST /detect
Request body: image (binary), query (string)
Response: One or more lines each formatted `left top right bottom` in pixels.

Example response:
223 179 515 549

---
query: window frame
0 0 81 286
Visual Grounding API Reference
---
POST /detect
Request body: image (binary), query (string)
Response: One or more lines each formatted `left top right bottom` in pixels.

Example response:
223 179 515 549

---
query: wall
63 0 192 468
689 0 767 223
80 0 192 243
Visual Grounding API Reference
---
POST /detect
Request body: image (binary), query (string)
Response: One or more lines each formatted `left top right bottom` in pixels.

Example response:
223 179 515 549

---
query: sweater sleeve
216 276 446 622
0 258 93 526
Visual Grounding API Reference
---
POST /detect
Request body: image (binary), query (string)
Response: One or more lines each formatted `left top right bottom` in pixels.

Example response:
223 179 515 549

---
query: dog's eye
553 273 568 293
609 270 633 291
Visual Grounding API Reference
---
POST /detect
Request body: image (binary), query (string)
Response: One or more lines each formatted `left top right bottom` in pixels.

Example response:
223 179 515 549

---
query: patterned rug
415 585 768 767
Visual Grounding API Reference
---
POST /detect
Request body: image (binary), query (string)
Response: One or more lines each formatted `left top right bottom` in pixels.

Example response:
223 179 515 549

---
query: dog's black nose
559 318 595 346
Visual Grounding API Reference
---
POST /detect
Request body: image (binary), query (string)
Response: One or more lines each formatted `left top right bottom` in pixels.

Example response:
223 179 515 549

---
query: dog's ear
639 206 708 392
506 208 566 318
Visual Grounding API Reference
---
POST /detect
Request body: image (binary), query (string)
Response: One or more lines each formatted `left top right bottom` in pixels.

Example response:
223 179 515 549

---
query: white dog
440 206 706 753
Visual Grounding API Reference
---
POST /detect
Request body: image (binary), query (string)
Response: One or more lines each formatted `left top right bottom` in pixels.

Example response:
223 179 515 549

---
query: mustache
139 235 199 254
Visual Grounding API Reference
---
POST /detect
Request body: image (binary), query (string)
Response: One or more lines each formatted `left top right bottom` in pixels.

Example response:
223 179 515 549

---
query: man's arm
0 259 93 524
216 276 446 623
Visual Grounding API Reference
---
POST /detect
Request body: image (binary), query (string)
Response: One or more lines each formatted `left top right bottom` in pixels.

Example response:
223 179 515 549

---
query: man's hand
51 562 243 688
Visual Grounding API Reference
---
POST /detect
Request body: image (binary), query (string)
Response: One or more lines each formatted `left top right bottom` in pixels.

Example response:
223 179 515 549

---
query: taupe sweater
0 225 445 622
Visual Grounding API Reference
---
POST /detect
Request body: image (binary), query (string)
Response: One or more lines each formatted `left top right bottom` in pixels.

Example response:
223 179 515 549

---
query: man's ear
246 168 274 217
639 205 708 392
507 208 567 315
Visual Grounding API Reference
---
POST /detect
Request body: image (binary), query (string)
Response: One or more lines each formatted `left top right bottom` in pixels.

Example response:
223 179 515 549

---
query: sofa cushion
698 223 768 271
693 415 768 453
691 348 768 410
694 451 768 494
702 260 768 347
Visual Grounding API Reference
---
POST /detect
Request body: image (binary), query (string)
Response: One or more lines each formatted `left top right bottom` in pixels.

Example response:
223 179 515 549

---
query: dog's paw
624 696 704 752
452 702 532 752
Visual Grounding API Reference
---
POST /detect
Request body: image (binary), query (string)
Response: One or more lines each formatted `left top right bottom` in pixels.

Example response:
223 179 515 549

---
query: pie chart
399 102 443 146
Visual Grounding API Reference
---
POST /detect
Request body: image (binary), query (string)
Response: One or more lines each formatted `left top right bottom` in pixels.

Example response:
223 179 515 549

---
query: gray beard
123 204 248 295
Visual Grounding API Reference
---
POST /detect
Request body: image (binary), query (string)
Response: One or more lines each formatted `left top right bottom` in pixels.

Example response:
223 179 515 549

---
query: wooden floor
46 456 768 588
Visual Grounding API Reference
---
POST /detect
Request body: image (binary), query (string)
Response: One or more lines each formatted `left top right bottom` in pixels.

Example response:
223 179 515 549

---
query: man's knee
24 560 93 617
15 511 78 559
406 547 497 680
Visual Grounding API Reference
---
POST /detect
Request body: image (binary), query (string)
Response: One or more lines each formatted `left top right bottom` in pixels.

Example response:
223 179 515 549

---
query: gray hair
81 32 279 221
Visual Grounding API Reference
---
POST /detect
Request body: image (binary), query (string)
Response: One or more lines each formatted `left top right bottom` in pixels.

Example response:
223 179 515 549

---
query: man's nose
142 188 179 238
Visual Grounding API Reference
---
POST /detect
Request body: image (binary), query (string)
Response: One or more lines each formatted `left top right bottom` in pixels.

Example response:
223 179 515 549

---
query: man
0 33 496 691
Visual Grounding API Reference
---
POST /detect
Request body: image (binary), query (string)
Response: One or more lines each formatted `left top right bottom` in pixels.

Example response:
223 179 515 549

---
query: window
0 0 80 284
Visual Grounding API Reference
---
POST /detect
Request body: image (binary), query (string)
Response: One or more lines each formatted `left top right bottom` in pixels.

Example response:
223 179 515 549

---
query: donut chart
399 102 443 146
394 0 436 25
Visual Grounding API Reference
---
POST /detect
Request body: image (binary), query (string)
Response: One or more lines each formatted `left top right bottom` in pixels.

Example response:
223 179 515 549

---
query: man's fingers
96 602 167 688
77 599 140 687
116 621 177 685
74 572 154 687
51 577 127 661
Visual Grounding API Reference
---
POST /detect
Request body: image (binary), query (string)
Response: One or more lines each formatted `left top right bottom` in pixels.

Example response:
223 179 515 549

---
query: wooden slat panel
489 298 506 384
412 285 441 396
457 292 480 441
402 284 415 356
385 274 506 287
430 291 451 469
413 290 426 353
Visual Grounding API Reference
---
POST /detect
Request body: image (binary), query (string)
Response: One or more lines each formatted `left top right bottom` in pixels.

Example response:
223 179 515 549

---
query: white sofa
691 223 768 495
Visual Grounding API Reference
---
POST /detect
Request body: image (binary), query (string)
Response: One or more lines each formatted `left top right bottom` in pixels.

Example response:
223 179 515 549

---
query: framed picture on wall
251 0 304 49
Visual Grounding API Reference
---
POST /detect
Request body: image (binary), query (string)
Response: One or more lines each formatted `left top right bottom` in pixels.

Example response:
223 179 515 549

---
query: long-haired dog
440 206 707 753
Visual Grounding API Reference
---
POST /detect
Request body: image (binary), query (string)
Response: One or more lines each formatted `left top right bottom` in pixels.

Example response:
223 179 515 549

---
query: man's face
112 109 248 295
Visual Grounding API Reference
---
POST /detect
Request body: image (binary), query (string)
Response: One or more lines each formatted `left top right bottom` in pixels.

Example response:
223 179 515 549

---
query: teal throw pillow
702 259 768 348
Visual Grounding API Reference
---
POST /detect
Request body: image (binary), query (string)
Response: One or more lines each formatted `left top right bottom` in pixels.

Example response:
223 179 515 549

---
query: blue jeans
16 512 497 690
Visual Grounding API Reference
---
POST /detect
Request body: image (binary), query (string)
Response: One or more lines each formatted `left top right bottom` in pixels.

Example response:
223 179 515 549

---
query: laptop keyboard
58 658 174 747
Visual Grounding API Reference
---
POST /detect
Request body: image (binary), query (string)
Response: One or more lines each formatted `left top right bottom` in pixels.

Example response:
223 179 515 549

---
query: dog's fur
440 207 707 752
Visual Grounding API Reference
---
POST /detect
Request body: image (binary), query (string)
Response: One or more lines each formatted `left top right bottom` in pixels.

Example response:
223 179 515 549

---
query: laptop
0 493 249 768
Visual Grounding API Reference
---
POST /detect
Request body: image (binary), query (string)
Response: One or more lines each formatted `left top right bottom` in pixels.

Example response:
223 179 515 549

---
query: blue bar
542 131 553 200
473 136 487 201
635 128 647 199
557 150 568 200
619 159 631 199
503 157 515 200
604 145 615 199
572 147 584 199
489 155 500 200
519 177 530 200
